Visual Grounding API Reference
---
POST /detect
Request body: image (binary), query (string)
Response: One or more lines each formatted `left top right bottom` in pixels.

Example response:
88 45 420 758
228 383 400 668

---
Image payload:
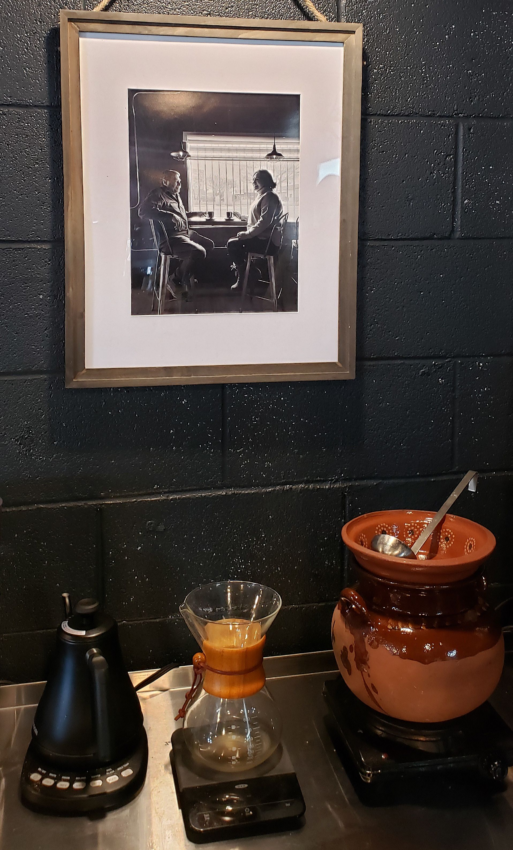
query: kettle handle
86 648 112 764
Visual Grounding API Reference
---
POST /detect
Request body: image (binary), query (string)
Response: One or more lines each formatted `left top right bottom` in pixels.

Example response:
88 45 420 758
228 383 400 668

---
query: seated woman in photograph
227 170 284 290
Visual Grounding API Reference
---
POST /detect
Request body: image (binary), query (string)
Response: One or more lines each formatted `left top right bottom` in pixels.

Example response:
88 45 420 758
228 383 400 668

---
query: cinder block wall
0 0 511 681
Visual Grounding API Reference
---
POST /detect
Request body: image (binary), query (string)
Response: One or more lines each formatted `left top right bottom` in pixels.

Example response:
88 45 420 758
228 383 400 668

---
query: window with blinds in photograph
184 134 300 220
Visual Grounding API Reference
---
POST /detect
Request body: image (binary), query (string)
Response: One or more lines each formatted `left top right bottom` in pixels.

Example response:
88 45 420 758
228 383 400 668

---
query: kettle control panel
20 733 148 814
25 761 134 794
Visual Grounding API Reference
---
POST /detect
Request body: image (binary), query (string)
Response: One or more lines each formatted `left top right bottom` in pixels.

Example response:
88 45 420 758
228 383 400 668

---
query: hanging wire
93 0 327 22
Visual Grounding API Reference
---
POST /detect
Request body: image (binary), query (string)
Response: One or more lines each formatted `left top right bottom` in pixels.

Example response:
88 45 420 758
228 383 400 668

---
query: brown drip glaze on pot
338 582 500 667
337 591 384 710
339 646 352 676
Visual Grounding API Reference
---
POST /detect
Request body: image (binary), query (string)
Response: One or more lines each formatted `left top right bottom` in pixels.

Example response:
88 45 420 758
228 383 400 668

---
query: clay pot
333 511 504 723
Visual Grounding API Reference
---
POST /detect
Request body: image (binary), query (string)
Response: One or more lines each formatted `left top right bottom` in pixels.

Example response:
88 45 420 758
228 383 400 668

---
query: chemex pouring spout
179 602 203 647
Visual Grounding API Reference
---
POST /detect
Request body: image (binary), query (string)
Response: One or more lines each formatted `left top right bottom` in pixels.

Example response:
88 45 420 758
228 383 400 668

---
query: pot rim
342 510 496 584
348 560 485 593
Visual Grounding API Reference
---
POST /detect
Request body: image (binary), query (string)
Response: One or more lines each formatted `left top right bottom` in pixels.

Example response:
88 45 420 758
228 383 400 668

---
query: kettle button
56 781 70 790
121 768 133 778
73 781 87 790
90 779 103 788
106 775 119 784
42 778 55 787
29 773 42 783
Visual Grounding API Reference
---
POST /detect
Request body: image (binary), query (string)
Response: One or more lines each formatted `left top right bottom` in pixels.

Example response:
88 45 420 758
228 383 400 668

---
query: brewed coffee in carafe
179 581 282 773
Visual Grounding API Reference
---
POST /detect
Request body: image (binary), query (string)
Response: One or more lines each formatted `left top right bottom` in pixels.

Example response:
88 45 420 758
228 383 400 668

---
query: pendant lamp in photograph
265 138 284 160
170 141 190 162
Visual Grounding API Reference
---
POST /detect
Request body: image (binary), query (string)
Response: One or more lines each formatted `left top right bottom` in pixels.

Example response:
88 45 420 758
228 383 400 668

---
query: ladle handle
411 470 478 555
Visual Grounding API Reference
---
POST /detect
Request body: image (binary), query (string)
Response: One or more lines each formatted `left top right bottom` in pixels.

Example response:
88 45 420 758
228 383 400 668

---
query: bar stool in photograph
290 216 299 289
149 220 197 314
291 217 299 260
239 213 289 313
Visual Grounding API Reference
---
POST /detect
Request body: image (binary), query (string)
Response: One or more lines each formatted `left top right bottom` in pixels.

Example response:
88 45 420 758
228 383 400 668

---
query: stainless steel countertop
2 650 513 850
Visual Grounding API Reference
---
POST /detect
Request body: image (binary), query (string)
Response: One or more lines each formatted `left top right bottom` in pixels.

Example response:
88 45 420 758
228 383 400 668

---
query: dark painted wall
0 0 512 682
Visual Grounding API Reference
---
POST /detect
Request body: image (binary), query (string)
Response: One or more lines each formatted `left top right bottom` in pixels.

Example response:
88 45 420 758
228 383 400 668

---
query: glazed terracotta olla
333 510 503 723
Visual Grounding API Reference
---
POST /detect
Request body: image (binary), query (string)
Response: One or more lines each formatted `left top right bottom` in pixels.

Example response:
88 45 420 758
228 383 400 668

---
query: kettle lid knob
75 598 100 616
67 598 101 633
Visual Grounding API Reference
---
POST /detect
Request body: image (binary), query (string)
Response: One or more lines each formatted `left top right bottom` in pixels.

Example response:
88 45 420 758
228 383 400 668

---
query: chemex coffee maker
20 596 148 814
171 581 305 843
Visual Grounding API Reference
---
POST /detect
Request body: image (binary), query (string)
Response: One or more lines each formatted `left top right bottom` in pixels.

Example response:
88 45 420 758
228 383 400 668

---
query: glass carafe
179 581 282 773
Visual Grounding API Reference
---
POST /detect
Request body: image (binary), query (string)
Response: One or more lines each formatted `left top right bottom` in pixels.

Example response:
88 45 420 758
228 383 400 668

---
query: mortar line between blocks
453 360 460 470
452 122 464 238
221 385 228 484
363 114 513 123
5 470 513 512
95 505 106 608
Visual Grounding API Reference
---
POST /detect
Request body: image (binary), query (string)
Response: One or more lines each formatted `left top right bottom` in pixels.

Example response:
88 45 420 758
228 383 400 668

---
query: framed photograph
61 11 362 387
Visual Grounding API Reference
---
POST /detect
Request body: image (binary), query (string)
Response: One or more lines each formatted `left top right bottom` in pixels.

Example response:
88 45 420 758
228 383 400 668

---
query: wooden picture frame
60 11 362 387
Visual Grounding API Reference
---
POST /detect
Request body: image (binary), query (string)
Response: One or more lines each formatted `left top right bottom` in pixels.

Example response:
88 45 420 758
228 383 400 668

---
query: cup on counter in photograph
207 211 214 219
226 211 234 220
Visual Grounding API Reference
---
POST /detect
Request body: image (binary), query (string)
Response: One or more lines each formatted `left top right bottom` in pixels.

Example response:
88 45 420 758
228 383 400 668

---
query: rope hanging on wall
297 0 327 21
92 0 327 22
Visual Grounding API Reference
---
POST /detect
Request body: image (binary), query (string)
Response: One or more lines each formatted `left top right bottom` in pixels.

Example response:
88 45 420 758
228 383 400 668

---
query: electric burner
324 676 513 792
171 729 305 844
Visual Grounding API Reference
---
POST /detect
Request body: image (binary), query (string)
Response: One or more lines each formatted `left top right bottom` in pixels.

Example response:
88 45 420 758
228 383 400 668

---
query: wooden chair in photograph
149 220 197 314
290 216 299 289
291 217 299 260
239 213 289 313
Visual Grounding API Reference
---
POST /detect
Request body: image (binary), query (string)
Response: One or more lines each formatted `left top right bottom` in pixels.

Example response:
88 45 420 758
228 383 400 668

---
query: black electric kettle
21 597 148 814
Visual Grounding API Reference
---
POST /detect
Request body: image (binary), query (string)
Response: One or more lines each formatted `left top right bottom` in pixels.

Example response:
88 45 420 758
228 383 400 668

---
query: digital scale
171 728 305 843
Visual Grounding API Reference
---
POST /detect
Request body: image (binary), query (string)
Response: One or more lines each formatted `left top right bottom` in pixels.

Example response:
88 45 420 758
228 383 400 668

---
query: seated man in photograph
226 170 284 290
138 170 213 295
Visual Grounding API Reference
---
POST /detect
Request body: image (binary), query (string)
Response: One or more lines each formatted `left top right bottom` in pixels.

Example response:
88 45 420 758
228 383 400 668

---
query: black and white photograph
63 15 360 384
129 90 300 315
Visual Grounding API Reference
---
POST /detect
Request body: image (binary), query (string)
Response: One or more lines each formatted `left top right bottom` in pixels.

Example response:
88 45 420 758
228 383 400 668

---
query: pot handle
340 588 369 619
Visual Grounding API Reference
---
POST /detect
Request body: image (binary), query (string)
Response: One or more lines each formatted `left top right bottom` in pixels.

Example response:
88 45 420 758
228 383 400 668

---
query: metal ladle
371 470 478 560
